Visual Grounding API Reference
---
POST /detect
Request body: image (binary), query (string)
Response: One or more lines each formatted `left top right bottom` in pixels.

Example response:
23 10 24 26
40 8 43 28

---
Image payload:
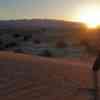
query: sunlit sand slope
0 52 98 100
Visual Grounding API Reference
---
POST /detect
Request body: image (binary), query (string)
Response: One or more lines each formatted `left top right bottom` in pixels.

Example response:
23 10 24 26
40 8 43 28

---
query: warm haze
0 0 100 28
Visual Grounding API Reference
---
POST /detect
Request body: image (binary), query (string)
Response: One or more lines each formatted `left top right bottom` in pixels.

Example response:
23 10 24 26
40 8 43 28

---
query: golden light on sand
78 6 100 28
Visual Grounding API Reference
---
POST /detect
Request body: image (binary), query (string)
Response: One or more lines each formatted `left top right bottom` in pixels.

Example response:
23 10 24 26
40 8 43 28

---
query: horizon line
0 18 84 24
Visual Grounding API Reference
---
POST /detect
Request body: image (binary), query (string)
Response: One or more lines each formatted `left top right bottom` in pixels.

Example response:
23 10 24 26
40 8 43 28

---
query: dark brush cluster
0 30 32 53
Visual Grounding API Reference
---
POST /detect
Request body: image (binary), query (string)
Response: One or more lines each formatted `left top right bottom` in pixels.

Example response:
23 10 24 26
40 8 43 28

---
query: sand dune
0 51 98 100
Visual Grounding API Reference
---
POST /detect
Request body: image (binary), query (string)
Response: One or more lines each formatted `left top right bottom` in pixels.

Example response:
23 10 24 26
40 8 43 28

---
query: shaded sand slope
0 52 97 100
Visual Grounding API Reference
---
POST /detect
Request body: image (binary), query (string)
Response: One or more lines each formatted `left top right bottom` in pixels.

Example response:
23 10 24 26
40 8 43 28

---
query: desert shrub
38 49 52 57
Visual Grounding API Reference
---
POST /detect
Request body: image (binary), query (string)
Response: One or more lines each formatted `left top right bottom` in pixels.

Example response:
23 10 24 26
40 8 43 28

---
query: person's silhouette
92 53 100 100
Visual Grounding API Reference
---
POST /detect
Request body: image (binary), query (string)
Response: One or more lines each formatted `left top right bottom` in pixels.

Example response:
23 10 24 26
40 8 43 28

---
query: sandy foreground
0 51 99 100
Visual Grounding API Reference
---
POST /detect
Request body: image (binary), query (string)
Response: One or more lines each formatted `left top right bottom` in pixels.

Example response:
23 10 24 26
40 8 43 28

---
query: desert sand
0 51 98 100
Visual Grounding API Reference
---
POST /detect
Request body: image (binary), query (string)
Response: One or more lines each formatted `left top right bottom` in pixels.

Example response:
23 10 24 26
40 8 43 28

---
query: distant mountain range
0 19 85 30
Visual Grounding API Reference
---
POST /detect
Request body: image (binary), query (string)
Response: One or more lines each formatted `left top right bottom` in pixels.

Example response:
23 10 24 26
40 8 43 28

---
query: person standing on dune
92 52 100 100
93 31 100 99
93 29 100 71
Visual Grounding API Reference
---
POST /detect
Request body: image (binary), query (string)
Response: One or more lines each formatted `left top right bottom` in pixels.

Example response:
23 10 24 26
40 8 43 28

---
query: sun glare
79 6 100 28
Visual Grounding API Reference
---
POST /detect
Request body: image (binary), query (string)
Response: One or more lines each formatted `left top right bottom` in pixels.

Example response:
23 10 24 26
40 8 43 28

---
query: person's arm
93 54 100 71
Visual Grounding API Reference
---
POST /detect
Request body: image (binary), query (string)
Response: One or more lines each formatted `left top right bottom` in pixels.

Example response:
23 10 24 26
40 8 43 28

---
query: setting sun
78 6 100 28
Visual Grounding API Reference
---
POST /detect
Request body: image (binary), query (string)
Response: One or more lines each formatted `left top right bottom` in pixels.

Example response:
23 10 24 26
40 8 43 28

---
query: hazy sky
0 0 100 21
